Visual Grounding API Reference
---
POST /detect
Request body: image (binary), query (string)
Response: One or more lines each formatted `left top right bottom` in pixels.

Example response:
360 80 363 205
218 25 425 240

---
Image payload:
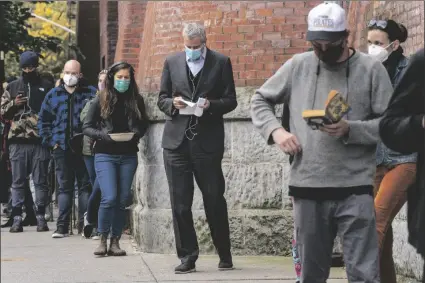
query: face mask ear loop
385 41 394 50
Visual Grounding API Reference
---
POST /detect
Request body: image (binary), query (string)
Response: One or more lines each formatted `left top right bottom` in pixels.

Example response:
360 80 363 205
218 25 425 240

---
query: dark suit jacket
157 48 237 152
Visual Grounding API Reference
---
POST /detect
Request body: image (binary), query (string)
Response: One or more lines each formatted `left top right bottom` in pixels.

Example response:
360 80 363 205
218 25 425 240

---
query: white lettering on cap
313 16 335 29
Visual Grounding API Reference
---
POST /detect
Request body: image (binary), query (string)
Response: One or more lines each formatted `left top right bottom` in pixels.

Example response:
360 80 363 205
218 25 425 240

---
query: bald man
38 60 97 238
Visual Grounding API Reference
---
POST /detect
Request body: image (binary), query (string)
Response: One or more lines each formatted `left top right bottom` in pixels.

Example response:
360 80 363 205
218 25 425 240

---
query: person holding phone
0 51 54 233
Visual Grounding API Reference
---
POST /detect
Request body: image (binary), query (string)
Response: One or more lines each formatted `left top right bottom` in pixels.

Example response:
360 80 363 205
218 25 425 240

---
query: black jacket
82 95 149 145
0 74 53 143
380 48 425 257
157 49 237 152
5 75 53 116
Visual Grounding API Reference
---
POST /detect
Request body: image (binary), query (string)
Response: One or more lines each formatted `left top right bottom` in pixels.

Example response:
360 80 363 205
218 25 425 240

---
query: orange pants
374 163 417 283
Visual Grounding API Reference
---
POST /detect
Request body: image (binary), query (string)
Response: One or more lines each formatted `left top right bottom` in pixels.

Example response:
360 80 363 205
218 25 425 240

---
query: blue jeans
83 156 101 225
52 149 91 232
95 154 137 237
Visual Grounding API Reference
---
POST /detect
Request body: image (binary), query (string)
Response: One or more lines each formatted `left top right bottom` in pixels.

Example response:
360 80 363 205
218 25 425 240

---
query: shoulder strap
282 100 290 132
281 100 294 164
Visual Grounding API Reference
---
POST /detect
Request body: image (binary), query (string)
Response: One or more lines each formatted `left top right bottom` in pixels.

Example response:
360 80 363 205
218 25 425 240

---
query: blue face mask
185 45 203 61
114 79 130 93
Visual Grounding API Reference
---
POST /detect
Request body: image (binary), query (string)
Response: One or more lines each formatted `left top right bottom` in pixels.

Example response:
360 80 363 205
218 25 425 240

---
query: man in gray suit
157 23 237 274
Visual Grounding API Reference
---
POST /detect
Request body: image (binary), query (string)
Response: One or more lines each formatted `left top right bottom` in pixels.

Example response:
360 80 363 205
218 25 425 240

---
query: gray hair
182 23 207 44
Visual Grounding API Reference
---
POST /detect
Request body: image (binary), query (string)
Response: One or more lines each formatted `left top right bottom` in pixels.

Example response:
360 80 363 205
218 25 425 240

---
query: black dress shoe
174 262 196 274
218 260 234 271
331 252 344 267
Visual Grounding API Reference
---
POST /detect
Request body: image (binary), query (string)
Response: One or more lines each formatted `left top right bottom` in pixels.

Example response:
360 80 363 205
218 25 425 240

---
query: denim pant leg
31 145 51 214
75 155 91 227
111 154 137 237
83 156 101 225
95 154 118 236
53 149 74 230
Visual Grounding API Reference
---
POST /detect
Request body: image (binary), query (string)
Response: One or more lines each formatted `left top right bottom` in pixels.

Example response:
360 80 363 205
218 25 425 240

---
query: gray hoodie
251 50 393 189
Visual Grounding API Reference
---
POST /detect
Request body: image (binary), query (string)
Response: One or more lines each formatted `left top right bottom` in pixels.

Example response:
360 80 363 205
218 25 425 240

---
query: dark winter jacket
380 48 425 257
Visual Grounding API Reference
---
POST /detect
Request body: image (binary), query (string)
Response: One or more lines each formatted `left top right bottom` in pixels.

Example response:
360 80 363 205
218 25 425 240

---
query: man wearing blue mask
157 22 237 274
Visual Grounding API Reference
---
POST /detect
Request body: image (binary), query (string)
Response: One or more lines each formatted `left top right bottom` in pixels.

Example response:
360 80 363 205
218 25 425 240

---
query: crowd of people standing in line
0 52 149 254
0 2 424 282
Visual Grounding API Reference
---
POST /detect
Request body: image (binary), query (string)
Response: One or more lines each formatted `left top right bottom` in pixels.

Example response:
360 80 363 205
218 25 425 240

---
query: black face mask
22 71 37 82
314 43 345 65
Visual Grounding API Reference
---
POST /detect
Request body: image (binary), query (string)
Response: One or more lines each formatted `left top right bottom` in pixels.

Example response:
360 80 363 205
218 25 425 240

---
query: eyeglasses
368 19 388 29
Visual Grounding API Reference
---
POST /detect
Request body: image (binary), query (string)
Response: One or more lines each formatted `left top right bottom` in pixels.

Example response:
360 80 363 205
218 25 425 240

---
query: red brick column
114 2 148 73
99 1 118 68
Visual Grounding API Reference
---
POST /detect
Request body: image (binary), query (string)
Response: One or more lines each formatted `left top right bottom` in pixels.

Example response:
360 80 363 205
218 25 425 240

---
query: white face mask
63 74 79 87
368 42 394 62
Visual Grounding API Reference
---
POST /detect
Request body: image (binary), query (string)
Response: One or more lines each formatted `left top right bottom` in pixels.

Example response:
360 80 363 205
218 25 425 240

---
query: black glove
97 131 113 142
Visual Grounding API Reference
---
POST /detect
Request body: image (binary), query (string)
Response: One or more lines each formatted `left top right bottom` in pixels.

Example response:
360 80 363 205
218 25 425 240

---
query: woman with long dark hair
83 62 148 256
367 19 417 283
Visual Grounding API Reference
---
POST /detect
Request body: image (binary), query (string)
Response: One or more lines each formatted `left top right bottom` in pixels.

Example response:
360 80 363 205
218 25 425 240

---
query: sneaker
91 233 100 240
52 227 69 238
9 216 23 233
174 262 196 274
91 228 100 240
83 212 93 238
36 215 49 232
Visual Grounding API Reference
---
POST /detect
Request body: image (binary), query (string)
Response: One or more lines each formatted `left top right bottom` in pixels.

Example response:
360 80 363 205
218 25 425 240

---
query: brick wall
99 1 118 69
113 1 321 92
100 1 423 90
347 1 424 56
114 2 148 73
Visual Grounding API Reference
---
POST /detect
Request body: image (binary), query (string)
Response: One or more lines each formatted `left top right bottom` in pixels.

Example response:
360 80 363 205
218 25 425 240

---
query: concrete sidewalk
1 221 348 283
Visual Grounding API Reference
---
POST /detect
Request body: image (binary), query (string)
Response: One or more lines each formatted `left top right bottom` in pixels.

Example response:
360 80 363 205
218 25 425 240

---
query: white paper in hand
178 97 196 115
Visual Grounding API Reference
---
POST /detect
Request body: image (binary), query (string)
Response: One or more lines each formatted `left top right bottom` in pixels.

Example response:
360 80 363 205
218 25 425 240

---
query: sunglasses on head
368 19 388 29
